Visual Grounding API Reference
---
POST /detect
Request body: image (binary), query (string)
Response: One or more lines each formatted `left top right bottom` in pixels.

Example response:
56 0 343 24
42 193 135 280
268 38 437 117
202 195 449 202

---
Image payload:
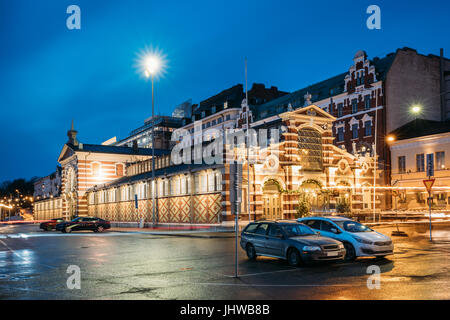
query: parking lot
0 223 449 299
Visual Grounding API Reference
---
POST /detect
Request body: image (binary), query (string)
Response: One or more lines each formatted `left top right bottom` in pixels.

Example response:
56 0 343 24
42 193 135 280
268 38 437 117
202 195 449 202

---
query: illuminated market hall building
33 48 450 223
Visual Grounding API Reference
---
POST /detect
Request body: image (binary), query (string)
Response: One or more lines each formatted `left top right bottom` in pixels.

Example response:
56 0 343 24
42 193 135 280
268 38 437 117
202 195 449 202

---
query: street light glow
136 47 167 79
387 135 396 142
411 104 422 115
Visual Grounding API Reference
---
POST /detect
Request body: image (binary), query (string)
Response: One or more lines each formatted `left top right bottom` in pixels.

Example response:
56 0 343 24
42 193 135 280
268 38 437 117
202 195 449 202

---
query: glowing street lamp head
144 55 161 77
136 47 167 79
411 104 422 115
386 135 396 143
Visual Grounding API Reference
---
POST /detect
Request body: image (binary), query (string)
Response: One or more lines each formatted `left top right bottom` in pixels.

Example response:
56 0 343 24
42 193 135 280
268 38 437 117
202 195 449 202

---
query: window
351 99 358 114
244 223 258 233
268 224 283 237
416 154 425 172
116 164 124 177
254 223 269 235
398 156 406 174
298 128 323 170
436 152 445 170
352 124 358 139
337 127 344 142
364 121 372 136
364 95 371 110
320 221 335 232
304 219 321 230
337 103 343 117
92 163 101 176
211 106 216 113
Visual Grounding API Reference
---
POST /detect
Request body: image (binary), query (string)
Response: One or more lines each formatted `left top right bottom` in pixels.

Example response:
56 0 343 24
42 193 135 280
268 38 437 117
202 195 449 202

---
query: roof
252 52 397 121
68 143 170 156
389 119 450 141
89 162 223 190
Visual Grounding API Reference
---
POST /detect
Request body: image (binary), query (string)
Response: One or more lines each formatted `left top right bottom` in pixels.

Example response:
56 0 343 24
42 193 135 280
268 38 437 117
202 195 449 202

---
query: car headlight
303 246 322 252
352 236 372 245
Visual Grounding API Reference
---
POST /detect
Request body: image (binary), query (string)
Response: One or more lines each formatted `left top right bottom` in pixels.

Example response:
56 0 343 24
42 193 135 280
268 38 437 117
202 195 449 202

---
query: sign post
135 194 144 229
230 162 242 278
423 178 435 241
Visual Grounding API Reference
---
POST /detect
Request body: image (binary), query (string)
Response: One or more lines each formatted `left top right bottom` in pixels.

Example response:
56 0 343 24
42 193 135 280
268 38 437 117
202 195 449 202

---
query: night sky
0 0 449 181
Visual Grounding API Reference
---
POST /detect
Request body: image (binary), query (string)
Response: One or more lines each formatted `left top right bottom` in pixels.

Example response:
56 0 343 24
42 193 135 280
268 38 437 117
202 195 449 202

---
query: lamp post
142 53 164 227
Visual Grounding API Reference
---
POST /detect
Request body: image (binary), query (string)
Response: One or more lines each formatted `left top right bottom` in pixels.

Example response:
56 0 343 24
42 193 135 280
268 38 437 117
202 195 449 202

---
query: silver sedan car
240 220 346 266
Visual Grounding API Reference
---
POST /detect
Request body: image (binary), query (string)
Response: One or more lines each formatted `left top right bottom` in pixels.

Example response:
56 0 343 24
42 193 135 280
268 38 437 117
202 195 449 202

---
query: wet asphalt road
0 223 449 300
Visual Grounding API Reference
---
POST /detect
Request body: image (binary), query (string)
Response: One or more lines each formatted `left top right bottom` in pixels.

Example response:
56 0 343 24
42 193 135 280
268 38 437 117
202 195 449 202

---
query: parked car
40 218 66 231
56 217 111 233
298 216 394 261
240 220 346 266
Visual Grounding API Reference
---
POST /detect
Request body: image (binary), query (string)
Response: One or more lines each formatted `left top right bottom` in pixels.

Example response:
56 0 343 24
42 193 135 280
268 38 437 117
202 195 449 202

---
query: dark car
56 217 111 233
240 220 346 266
40 218 66 231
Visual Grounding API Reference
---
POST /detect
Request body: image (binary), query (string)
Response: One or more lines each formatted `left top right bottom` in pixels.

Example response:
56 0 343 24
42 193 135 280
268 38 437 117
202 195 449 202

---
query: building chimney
67 119 78 146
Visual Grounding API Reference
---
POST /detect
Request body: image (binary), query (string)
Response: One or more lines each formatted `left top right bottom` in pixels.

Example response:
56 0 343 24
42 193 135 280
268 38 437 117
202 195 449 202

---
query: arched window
298 128 323 171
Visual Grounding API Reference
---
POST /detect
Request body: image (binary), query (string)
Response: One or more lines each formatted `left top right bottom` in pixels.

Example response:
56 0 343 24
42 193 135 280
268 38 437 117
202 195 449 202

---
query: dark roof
68 143 170 156
252 52 397 121
91 162 223 190
389 119 450 141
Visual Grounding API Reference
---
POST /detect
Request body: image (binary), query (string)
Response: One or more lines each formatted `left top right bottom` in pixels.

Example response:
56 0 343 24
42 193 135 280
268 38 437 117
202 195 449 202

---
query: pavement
0 222 448 300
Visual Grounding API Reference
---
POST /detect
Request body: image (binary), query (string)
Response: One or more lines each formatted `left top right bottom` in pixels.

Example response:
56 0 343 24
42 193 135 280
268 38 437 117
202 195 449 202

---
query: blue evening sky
0 0 449 181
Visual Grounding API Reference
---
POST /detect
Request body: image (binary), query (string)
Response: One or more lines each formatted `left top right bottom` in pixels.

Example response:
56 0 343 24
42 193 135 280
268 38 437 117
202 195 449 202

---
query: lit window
436 152 445 170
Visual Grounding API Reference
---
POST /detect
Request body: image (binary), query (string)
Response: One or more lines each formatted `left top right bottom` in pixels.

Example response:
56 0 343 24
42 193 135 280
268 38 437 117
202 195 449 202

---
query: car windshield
281 224 316 237
71 217 82 222
334 220 372 233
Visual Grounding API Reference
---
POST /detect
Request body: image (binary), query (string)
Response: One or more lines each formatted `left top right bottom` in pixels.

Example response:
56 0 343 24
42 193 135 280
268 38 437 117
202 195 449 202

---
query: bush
295 199 310 218
336 201 351 213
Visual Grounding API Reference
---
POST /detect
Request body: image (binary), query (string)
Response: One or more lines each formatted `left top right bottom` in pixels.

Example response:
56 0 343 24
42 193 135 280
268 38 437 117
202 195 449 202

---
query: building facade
389 119 450 210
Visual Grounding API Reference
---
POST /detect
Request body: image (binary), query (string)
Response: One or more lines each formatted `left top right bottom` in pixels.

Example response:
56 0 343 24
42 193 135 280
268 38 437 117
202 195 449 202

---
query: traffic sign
423 179 435 194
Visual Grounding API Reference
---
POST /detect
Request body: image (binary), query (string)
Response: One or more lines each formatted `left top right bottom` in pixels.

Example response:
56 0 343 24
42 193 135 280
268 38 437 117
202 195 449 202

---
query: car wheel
246 244 257 260
343 242 356 261
96 226 104 233
287 248 301 267
65 227 72 233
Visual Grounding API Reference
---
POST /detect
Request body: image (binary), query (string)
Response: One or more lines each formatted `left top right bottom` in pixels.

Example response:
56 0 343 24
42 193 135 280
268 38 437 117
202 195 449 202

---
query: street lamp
140 50 165 227
410 104 422 117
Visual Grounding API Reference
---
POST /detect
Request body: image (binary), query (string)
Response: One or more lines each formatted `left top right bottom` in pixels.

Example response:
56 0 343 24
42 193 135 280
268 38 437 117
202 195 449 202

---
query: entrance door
263 181 283 220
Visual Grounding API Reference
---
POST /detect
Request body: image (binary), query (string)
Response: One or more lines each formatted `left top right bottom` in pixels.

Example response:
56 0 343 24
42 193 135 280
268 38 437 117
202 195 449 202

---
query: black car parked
56 217 111 233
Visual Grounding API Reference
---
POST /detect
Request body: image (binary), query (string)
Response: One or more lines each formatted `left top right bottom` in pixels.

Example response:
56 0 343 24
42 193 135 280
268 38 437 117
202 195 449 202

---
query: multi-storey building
389 119 450 210
251 47 449 210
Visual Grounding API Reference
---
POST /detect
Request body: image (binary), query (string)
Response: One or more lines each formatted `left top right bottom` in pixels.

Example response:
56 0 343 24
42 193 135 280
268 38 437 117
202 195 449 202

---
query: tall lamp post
142 53 164 227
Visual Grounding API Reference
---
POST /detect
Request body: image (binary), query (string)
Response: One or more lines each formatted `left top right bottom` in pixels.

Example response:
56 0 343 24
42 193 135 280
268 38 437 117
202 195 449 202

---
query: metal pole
373 106 378 222
235 213 238 278
429 191 432 242
245 59 251 223
151 75 156 227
